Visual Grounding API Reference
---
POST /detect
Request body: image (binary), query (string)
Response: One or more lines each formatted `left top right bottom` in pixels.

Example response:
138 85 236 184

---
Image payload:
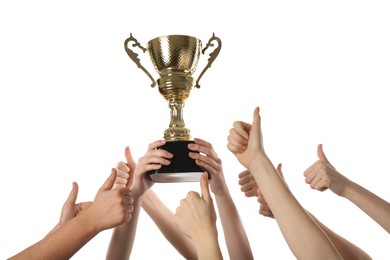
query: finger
238 173 254 186
115 169 129 184
124 146 136 188
257 194 267 204
147 140 166 151
189 152 221 177
303 162 317 177
227 129 248 152
276 163 284 178
240 182 254 193
125 146 136 167
117 161 130 173
238 170 251 178
99 168 117 192
245 189 259 197
193 138 211 148
188 141 219 162
200 172 211 203
65 182 79 205
227 139 246 154
247 107 261 149
309 174 323 190
317 144 330 163
304 168 318 185
314 179 329 192
232 121 250 140
259 204 274 218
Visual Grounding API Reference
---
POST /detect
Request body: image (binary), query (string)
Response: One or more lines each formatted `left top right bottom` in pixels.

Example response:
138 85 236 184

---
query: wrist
247 154 268 173
193 227 221 259
342 179 358 199
75 210 101 235
212 183 229 197
192 226 218 245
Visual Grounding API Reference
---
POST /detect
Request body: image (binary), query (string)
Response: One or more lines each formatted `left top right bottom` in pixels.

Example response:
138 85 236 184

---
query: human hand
47 182 92 236
59 182 92 224
238 170 260 198
303 144 350 197
113 146 136 190
227 107 265 169
86 169 133 231
131 140 173 197
188 138 227 195
174 172 217 240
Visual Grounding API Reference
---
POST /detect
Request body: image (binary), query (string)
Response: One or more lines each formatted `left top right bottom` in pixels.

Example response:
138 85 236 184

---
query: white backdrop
1 0 389 259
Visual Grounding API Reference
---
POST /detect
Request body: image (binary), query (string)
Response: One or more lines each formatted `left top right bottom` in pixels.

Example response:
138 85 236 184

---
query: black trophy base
147 140 205 183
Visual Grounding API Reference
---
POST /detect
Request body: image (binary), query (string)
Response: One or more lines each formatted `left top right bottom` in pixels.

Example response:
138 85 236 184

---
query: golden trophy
124 33 221 182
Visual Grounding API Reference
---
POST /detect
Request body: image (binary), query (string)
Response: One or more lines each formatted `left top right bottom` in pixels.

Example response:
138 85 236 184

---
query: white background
1 0 389 259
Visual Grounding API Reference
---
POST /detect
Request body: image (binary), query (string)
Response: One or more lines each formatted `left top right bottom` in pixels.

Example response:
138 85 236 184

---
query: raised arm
239 164 371 260
174 172 223 260
227 107 342 260
304 144 390 233
10 170 133 260
142 189 197 259
106 141 174 260
188 138 253 260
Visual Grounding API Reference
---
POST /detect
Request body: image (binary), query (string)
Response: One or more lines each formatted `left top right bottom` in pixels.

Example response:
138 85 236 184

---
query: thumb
125 146 136 167
249 107 261 147
65 182 79 205
200 172 211 203
276 163 284 179
251 106 260 134
98 168 117 192
125 146 136 188
317 144 330 163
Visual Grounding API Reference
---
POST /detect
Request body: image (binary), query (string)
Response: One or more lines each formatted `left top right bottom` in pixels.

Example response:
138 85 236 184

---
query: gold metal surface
124 33 221 141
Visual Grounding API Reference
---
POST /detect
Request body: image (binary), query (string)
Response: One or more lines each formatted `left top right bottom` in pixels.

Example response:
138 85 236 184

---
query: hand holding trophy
124 33 221 183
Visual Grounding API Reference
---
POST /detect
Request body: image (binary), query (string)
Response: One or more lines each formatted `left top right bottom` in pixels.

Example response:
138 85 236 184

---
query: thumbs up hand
46 182 92 236
304 144 350 197
86 169 134 231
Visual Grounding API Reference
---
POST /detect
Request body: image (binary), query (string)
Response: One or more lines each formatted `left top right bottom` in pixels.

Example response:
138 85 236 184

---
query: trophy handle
124 33 156 87
195 33 222 89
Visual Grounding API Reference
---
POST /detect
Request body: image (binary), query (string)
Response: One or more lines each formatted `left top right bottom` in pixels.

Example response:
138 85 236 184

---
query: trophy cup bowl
124 33 221 182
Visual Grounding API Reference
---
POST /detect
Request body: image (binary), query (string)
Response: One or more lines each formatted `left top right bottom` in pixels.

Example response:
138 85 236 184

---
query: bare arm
307 212 371 260
304 144 390 233
342 181 390 233
11 170 132 260
106 193 143 260
240 165 371 260
106 142 174 260
142 189 197 259
227 107 342 260
10 212 101 260
189 138 253 260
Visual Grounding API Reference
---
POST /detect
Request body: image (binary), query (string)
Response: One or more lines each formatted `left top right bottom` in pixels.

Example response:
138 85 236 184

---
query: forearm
214 190 253 260
193 229 223 260
10 214 99 260
106 194 143 260
250 156 342 260
343 181 390 233
307 211 372 259
142 190 197 259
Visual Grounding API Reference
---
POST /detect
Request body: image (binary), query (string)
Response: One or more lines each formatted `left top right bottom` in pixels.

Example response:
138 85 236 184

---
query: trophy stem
164 101 191 141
